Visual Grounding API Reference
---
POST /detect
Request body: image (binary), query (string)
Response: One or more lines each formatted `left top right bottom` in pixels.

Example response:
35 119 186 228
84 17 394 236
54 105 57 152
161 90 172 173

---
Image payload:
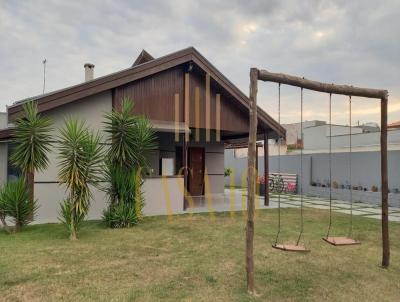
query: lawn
1 208 399 302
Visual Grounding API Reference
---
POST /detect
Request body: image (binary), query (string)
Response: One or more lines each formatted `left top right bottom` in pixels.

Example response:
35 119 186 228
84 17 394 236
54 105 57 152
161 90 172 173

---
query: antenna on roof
42 58 47 94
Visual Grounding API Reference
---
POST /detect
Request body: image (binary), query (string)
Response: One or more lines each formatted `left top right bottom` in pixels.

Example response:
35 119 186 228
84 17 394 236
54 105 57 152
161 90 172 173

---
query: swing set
246 67 390 291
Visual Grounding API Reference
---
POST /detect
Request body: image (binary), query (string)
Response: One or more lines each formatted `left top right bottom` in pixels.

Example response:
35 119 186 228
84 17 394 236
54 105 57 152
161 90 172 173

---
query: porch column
183 135 188 210
264 132 269 206
255 144 259 178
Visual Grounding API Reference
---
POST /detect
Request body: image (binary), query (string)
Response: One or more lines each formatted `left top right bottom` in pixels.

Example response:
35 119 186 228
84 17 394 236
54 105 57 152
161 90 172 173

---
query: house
0 47 284 222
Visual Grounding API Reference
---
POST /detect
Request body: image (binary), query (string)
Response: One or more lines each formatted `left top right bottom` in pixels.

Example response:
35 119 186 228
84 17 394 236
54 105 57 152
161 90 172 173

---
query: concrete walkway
189 188 400 222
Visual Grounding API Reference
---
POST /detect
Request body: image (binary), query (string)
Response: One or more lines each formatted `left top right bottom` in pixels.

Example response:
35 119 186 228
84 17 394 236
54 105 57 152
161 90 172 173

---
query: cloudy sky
0 0 399 125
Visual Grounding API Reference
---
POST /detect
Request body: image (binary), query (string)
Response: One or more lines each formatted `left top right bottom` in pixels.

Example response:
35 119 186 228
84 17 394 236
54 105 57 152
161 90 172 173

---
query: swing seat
272 243 310 252
322 237 360 246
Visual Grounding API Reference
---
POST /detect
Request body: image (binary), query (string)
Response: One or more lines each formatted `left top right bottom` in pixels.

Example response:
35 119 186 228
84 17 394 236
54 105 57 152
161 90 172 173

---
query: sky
0 0 399 126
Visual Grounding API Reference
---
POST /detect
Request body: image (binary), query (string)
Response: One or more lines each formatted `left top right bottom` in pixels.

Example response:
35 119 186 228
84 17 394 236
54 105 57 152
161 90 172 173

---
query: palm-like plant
58 119 104 240
102 99 156 227
103 99 156 169
10 101 52 210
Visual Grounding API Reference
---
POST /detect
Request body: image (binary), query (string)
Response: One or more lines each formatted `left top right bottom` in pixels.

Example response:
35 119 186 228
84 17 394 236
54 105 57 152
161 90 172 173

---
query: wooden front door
188 147 205 196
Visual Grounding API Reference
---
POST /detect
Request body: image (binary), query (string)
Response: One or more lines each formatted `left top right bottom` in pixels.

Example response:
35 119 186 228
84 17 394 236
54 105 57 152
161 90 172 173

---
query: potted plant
332 181 339 189
371 185 378 192
224 168 232 177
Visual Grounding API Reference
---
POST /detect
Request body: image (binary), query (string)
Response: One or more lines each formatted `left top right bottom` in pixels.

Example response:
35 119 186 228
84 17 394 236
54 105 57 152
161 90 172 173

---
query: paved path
190 188 400 222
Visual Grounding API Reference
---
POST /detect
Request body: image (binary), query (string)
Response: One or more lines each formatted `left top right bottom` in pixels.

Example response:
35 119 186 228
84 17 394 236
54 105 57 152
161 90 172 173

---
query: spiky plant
103 98 156 169
57 119 104 240
0 179 39 232
10 101 52 210
102 99 156 227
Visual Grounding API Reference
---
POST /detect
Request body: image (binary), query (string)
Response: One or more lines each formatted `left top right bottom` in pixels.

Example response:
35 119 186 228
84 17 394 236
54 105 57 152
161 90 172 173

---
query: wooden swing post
246 68 258 294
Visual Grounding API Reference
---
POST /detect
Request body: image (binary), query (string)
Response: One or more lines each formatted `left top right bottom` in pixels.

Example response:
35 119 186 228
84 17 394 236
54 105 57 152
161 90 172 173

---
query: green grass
0 208 399 302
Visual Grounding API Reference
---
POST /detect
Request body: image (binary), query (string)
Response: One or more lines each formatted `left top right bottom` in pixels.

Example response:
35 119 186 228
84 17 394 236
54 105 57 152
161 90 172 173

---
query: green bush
103 202 140 228
102 165 144 228
0 179 38 232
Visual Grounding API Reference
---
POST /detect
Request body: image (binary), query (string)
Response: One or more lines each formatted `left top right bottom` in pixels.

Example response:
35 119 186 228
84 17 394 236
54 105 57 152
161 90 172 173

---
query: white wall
36 91 112 182
143 177 184 216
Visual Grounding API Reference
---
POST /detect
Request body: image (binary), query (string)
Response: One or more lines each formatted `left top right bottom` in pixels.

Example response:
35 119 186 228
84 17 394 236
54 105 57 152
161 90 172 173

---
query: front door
188 147 205 196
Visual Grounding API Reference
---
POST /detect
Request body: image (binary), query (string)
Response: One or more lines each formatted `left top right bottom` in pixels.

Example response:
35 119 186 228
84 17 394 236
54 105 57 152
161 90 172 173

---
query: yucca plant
58 119 104 240
102 164 144 227
102 99 156 227
0 179 38 232
103 99 156 169
10 101 52 214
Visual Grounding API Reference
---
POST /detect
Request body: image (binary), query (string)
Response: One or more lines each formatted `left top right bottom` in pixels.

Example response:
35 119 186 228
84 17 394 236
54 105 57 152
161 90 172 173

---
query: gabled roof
132 49 155 67
7 47 285 138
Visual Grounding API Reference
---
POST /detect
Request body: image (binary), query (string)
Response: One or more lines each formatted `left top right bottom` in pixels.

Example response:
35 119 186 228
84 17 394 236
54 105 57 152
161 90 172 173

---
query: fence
224 149 400 207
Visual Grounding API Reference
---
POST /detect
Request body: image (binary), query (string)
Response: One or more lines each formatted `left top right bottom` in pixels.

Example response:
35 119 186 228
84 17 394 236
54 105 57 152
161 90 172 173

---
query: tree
103 99 156 169
11 101 52 217
102 99 156 227
58 119 104 240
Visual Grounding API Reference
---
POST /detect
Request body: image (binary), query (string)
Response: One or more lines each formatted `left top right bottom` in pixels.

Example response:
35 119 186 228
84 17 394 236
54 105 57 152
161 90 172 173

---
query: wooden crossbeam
257 69 388 99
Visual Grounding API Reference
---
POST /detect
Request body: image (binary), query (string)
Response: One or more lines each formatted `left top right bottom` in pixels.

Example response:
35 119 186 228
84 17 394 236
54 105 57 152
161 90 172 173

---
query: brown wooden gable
113 65 250 133
188 67 249 133
114 66 184 122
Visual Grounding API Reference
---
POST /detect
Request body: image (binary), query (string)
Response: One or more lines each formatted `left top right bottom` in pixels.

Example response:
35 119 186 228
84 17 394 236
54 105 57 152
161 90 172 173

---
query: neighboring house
388 120 400 129
300 120 400 153
0 47 284 222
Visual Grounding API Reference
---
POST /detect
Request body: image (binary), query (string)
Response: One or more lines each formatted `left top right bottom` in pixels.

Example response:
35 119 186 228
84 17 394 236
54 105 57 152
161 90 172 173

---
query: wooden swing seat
322 237 360 246
272 243 310 252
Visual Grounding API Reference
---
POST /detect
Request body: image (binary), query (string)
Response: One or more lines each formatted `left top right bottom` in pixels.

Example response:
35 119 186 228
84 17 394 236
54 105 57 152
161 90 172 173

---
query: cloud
0 0 399 125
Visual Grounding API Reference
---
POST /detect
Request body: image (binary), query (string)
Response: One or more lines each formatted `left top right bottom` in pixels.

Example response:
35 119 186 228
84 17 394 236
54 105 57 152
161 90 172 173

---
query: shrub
59 199 86 235
103 202 140 228
0 179 38 232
